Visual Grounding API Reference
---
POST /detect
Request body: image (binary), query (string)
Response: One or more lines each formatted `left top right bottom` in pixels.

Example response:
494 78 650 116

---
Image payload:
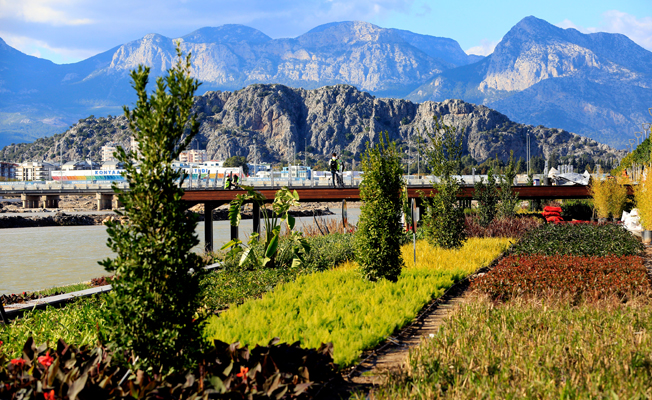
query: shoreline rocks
0 212 107 229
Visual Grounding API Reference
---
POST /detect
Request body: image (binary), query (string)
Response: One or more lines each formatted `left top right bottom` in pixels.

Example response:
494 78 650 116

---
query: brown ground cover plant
472 254 650 301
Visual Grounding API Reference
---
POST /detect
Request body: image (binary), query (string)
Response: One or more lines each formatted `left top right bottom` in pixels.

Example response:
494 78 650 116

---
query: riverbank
0 196 343 228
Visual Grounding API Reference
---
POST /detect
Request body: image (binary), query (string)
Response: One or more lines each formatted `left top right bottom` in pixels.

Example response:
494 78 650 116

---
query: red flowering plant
0 336 340 399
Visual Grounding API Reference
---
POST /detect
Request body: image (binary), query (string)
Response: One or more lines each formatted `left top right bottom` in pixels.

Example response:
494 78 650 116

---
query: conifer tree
355 132 405 282
100 45 205 374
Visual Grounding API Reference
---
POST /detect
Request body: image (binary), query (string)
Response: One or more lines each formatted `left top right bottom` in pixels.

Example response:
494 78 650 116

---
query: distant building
16 161 59 181
0 161 18 181
130 136 141 159
101 142 119 162
101 160 125 170
61 160 101 171
179 149 208 163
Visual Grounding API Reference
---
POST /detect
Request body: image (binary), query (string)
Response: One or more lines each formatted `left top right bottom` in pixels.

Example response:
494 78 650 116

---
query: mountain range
0 84 625 170
0 16 650 151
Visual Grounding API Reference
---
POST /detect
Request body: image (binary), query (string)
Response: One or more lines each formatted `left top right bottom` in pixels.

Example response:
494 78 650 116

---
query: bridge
1 180 600 252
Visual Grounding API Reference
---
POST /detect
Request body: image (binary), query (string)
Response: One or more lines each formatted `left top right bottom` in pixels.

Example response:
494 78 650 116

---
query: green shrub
497 151 520 220
99 46 206 374
561 199 593 220
419 116 467 249
421 179 466 248
474 166 499 227
512 223 644 257
356 132 405 282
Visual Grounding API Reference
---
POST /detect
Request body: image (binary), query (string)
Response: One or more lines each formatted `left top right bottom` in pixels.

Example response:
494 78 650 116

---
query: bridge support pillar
252 202 260 239
204 202 216 254
112 195 123 210
40 195 60 209
96 193 113 210
21 194 39 209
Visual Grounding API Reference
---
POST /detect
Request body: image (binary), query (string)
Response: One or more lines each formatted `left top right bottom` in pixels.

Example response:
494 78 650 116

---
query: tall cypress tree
355 132 405 282
100 45 206 374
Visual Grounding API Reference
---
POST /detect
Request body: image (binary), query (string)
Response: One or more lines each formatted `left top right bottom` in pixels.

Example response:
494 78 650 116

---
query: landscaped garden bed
205 237 511 366
364 221 652 399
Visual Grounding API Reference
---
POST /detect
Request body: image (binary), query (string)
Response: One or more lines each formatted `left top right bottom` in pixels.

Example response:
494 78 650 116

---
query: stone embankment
0 212 107 228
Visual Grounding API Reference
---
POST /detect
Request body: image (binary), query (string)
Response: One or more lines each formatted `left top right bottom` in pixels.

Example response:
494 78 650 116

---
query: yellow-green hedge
205 237 511 366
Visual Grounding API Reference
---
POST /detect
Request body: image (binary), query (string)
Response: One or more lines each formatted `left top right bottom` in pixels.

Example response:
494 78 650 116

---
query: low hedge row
472 255 649 301
511 222 644 257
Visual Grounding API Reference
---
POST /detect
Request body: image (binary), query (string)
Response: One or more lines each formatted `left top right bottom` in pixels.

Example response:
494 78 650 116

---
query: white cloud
0 0 93 26
1 31 98 63
465 39 499 56
557 10 652 51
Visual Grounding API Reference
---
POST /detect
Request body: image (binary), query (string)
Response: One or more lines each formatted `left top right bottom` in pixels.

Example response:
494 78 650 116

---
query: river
0 207 361 295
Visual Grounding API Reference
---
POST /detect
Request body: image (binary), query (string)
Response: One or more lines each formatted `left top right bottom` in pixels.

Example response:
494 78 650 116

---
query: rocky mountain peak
182 25 272 45
298 21 403 47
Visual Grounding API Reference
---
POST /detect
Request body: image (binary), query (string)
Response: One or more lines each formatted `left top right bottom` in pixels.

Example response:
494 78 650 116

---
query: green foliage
421 179 466 249
420 116 464 180
223 155 249 175
474 166 499 227
561 199 594 220
0 298 107 359
99 46 206 374
355 132 405 282
512 223 645 257
204 232 356 311
419 116 467 249
497 151 520 220
614 136 651 174
222 186 309 270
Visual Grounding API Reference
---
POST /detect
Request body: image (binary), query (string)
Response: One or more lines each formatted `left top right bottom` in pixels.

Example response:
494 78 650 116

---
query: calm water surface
0 208 360 294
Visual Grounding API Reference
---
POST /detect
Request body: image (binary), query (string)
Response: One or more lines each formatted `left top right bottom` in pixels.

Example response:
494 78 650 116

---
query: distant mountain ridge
0 16 651 151
408 16 652 148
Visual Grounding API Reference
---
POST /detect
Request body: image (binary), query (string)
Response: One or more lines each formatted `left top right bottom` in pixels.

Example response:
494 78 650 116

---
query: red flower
10 358 26 367
236 366 249 381
45 390 55 400
38 352 54 367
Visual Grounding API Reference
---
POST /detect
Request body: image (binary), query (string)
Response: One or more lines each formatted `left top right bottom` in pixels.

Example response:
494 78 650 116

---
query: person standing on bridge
224 172 232 190
330 153 341 188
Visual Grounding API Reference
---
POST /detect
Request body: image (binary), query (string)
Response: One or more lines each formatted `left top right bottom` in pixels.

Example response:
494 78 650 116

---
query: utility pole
407 131 411 176
527 133 530 176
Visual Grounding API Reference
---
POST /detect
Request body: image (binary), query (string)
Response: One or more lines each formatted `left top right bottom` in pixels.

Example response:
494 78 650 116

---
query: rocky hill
0 84 624 168
408 16 652 149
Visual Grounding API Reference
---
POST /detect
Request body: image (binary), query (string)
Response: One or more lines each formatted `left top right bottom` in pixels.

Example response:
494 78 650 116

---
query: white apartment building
179 149 208 163
16 161 59 181
101 142 118 162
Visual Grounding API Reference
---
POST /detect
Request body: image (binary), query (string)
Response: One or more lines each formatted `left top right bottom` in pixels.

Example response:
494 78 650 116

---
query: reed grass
204 238 511 366
366 294 652 399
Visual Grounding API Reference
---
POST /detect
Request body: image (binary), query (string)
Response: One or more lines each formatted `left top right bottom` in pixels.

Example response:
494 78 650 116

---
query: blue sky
1 0 650 64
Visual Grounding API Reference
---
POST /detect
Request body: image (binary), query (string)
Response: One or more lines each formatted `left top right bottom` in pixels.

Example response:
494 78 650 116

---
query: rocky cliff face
408 16 652 149
1 84 624 166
